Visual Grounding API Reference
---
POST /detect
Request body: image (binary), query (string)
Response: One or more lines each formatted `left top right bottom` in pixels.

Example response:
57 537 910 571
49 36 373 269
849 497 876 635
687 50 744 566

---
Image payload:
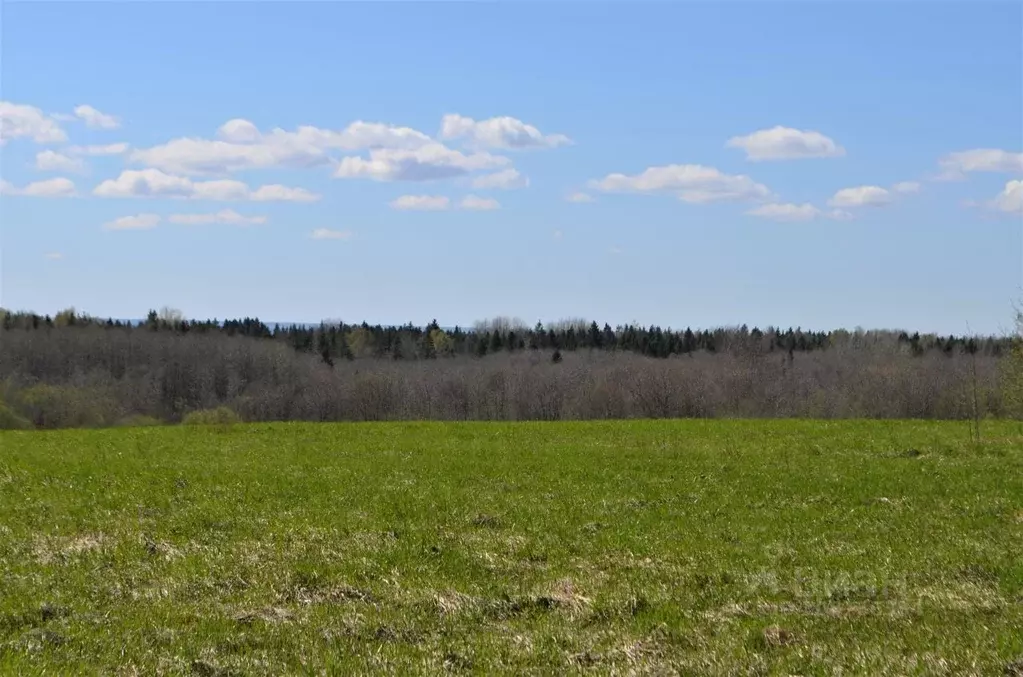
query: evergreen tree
475 334 489 358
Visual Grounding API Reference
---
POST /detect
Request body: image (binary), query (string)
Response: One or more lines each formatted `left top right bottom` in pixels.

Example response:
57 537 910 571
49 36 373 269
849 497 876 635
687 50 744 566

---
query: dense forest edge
1 307 1021 428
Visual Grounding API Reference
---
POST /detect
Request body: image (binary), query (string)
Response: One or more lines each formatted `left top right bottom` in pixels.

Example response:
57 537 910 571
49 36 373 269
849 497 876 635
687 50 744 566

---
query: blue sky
1 1 1020 334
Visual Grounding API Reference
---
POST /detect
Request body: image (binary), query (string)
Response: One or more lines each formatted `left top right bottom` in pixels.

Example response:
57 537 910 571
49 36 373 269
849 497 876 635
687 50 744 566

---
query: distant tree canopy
0 307 1014 428
1002 308 1023 419
0 308 1011 363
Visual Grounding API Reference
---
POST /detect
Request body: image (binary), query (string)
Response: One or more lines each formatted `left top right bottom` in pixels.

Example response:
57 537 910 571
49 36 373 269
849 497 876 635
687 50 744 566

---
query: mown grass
1 420 1021 675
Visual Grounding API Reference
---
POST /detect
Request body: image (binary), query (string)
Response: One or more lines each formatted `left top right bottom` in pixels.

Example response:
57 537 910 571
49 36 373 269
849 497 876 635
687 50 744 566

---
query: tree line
1 308 1009 364
0 307 1018 429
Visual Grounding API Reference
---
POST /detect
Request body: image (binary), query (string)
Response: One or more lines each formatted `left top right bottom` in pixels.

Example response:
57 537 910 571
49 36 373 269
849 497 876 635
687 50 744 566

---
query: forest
0 307 1019 428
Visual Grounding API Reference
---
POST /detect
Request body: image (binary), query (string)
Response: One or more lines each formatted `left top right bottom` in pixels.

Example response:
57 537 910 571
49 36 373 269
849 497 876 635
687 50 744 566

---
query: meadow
1 420 1021 675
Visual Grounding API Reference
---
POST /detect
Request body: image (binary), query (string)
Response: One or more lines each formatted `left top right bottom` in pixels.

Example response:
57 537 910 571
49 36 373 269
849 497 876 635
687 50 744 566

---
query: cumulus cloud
35 150 85 173
216 119 262 143
249 184 319 202
120 116 522 187
726 126 845 161
168 209 267 225
103 213 160 231
390 194 450 211
336 144 509 182
892 181 921 194
315 120 433 150
95 169 208 198
310 228 353 240
472 168 528 190
131 135 327 175
828 185 893 208
0 177 77 197
0 101 67 144
565 192 595 203
459 195 501 210
133 119 434 176
93 168 320 202
938 148 1023 180
74 104 120 130
745 202 851 222
68 142 130 156
986 180 1023 214
440 114 571 149
592 164 772 204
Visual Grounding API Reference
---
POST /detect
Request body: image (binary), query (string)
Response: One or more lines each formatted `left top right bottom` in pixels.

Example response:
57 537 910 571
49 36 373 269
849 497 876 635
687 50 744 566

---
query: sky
1 1 1021 335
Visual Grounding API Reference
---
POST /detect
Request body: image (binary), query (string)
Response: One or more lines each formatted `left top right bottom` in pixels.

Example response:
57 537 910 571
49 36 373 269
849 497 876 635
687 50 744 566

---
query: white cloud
988 180 1023 214
103 213 161 231
745 202 852 222
828 185 893 208
336 144 509 182
0 177 77 197
726 126 845 161
471 168 528 190
134 119 433 176
608 246 623 255
459 195 501 211
592 164 772 204
68 142 129 156
553 229 563 240
189 179 251 201
217 119 262 143
168 209 267 225
892 181 921 194
938 148 1023 180
440 114 571 150
131 135 328 175
746 202 820 222
93 169 320 202
94 169 199 198
0 101 67 144
310 228 353 240
316 120 433 150
390 194 450 211
35 150 85 173
565 191 595 203
45 252 64 260
249 184 320 202
74 104 120 130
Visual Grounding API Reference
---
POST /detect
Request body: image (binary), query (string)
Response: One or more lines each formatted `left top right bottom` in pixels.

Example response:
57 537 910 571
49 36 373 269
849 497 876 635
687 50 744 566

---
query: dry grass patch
231 606 296 625
31 532 108 564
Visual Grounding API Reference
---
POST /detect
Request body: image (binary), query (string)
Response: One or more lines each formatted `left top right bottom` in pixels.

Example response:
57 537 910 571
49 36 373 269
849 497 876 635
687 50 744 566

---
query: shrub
182 406 241 426
16 384 112 429
1002 311 1023 420
0 401 32 430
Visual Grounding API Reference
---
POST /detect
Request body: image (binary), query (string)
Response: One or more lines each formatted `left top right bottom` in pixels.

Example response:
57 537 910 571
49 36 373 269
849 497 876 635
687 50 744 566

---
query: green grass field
1 421 1021 675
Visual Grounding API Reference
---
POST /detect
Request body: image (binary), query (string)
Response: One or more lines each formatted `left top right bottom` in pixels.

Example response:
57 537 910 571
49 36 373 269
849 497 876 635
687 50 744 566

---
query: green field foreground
1 421 1021 675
